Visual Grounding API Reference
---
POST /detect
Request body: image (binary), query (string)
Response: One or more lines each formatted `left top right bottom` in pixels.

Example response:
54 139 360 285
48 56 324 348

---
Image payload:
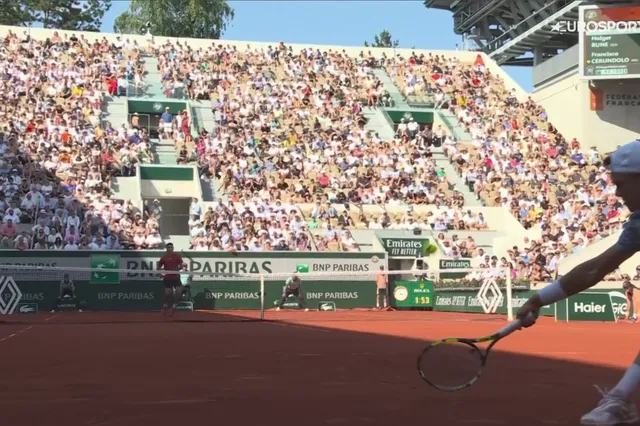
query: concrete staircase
199 177 217 202
437 109 472 142
363 107 395 140
431 147 481 206
101 95 128 129
141 56 165 98
373 68 409 108
190 101 216 132
151 137 177 165
110 176 140 201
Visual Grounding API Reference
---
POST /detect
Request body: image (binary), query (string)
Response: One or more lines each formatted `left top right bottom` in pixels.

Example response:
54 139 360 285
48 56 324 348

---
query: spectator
0 30 162 251
189 202 311 252
384 50 629 259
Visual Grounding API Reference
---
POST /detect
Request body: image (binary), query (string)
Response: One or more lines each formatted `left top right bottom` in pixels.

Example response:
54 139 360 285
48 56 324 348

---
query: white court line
0 397 91 405
0 325 32 343
127 399 218 405
45 314 59 321
0 397 216 407
265 321 331 333
87 413 155 426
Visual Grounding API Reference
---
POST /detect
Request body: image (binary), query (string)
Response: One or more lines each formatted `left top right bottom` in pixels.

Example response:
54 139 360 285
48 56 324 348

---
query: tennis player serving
517 140 640 426
157 243 184 316
276 272 309 311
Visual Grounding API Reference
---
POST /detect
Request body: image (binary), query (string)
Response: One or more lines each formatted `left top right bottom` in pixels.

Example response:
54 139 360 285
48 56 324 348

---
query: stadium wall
533 47 640 152
0 251 386 278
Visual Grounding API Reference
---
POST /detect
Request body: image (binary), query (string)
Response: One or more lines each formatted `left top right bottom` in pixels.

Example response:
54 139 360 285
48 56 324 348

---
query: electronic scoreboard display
579 5 640 80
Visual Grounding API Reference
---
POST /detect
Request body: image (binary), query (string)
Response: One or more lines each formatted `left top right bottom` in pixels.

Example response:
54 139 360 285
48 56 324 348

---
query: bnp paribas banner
0 250 387 283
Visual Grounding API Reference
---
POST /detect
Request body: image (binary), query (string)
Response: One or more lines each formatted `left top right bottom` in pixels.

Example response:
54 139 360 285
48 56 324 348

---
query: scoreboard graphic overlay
579 4 640 80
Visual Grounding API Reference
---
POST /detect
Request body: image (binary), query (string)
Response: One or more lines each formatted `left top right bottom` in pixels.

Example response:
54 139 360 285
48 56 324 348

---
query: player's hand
516 296 541 328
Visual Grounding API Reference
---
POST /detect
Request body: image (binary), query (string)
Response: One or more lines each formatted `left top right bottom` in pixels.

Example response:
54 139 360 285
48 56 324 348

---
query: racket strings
418 341 484 390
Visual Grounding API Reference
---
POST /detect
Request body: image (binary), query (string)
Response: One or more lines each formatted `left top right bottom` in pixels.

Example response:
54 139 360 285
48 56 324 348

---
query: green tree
26 0 111 31
0 0 31 27
364 30 400 48
114 0 234 39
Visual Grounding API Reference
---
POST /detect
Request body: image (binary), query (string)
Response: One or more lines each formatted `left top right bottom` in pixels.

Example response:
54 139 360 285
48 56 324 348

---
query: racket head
417 339 486 392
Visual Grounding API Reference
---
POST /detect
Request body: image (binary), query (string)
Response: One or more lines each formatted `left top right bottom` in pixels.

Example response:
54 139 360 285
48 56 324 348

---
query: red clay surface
0 310 637 426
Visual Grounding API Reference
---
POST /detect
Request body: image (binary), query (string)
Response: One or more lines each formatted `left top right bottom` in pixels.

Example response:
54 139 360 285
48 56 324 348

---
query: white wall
589 79 640 148
533 72 640 152
532 72 588 145
141 180 198 199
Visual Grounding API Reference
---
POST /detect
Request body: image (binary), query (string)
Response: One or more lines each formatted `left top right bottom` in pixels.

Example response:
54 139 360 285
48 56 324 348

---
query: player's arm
157 258 165 278
530 242 636 309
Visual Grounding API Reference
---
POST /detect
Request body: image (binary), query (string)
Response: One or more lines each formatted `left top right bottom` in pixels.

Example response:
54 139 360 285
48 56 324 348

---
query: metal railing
118 81 147 98
164 85 187 100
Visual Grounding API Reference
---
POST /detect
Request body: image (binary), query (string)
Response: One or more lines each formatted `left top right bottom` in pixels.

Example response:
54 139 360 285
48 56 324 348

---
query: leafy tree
364 30 400 48
0 0 31 27
114 0 234 39
26 0 112 31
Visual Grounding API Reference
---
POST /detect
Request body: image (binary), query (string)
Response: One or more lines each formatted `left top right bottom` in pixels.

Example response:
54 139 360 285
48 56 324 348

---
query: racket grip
496 319 523 337
496 313 536 337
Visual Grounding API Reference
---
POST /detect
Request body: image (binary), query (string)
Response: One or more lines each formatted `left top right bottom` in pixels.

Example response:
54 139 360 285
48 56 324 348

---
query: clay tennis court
0 310 635 426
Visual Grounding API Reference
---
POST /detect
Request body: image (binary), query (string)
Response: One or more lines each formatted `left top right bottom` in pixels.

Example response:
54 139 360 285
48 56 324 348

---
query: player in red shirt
157 243 184 316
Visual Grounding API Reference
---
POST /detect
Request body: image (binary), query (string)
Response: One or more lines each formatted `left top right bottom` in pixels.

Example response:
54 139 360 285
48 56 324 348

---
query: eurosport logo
551 20 640 33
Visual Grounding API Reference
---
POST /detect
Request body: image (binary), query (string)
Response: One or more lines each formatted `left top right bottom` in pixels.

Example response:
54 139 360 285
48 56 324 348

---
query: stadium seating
0 29 158 250
4 25 629 281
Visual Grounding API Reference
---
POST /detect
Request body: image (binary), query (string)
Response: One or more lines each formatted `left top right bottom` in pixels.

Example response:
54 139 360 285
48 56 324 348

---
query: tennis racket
417 317 529 392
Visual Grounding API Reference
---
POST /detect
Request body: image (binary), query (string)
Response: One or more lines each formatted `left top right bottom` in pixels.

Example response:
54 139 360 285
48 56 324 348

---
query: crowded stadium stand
3 10 639 283
423 0 640 282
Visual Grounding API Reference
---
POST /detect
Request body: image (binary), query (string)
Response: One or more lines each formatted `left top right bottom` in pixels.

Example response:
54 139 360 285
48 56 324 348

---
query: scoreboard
579 5 640 80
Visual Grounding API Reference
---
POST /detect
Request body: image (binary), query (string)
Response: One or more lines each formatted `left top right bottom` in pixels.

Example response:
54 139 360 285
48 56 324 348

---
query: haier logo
609 291 628 317
574 302 605 313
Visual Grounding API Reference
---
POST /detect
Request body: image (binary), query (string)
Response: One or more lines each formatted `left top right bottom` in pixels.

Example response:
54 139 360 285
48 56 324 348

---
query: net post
259 274 265 321
505 267 513 322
